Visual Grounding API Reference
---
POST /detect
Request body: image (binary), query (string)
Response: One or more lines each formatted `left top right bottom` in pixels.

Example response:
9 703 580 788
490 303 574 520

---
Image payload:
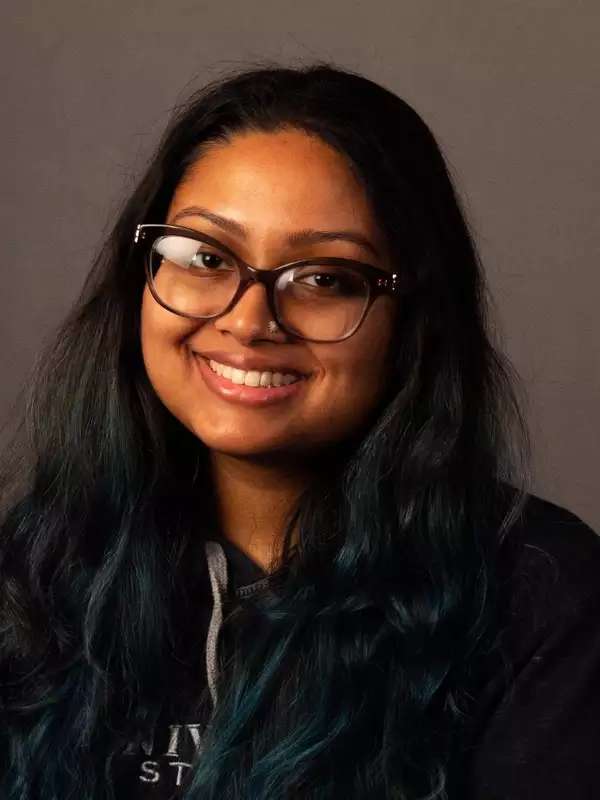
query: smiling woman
139 127 401 464
1 62 599 800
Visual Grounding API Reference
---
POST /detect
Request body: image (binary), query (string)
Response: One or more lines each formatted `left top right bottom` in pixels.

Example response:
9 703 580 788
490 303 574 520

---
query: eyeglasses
134 223 405 343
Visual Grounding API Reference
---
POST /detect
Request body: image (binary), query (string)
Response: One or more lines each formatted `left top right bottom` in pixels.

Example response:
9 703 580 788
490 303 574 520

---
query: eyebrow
170 205 381 259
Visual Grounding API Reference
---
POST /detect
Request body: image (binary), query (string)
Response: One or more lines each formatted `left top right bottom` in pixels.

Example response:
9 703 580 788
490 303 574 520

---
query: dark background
2 1 598 530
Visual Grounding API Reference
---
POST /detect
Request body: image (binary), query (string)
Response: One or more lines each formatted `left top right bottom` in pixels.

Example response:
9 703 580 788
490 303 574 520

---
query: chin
190 427 301 458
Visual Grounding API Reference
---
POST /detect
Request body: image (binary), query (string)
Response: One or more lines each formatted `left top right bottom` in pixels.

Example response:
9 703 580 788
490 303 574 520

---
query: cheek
140 291 168 375
140 288 193 401
324 354 390 417
337 299 395 391
310 301 396 430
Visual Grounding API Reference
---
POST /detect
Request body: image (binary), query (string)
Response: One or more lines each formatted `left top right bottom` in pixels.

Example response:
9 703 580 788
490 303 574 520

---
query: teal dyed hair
0 61 532 798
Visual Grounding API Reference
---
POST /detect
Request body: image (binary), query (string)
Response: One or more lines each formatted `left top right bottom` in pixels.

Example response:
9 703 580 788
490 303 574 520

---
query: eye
292 265 366 296
300 272 338 289
190 250 227 270
153 236 236 272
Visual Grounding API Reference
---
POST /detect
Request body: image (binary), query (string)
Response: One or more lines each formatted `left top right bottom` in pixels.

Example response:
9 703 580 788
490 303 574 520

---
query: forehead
168 128 383 238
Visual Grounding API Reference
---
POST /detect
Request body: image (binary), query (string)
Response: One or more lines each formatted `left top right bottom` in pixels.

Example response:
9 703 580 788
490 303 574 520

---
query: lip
193 353 309 407
195 349 310 379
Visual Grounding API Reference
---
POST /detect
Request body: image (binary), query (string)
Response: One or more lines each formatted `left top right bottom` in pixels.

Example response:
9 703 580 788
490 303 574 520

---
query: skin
140 128 398 570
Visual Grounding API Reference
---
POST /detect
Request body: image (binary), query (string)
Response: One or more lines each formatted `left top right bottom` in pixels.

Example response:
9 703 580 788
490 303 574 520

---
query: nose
212 280 282 343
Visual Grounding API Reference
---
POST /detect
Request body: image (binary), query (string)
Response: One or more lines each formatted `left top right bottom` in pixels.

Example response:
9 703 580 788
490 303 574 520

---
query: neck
209 450 311 573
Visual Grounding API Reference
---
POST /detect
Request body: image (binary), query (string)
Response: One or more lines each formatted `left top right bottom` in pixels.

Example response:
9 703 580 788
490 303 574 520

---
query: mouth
194 348 311 379
193 354 310 407
201 355 305 388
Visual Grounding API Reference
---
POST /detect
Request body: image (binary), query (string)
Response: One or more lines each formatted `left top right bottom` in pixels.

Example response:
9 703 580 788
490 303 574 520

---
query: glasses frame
134 223 405 343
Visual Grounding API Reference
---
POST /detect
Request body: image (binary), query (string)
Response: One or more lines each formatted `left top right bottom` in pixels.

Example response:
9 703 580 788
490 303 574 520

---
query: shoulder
474 488 600 689
462 494 600 796
496 490 600 629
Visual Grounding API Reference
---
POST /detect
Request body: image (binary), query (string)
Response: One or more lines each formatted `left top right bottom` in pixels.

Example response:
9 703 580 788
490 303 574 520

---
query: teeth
208 359 301 388
244 370 262 387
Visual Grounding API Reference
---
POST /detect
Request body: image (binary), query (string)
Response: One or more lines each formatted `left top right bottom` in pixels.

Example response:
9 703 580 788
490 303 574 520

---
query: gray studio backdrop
2 1 599 531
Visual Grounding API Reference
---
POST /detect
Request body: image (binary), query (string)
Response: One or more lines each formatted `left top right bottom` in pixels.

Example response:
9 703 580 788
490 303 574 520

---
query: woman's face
140 128 398 460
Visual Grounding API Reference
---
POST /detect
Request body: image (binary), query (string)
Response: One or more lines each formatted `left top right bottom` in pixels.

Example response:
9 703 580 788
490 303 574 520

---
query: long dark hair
0 60 532 799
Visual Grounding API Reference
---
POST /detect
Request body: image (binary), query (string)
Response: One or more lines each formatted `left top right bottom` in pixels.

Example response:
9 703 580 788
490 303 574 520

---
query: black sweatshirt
112 492 600 799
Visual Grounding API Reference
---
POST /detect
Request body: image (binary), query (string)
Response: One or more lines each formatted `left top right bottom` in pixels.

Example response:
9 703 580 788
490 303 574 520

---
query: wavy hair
0 61 533 799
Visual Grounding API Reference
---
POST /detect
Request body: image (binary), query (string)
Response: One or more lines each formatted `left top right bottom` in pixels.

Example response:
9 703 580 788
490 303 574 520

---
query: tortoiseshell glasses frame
134 223 407 343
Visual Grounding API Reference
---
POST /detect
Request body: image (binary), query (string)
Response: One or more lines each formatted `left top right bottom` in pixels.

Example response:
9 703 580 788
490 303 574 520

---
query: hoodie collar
203 537 272 715
214 535 269 596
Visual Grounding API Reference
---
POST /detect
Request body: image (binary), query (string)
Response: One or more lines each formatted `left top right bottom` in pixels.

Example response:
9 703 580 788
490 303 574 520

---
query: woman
1 62 599 800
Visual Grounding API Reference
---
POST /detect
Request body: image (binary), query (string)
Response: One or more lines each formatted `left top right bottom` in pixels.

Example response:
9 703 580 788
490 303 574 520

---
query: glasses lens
150 235 239 317
275 264 369 341
149 235 370 341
